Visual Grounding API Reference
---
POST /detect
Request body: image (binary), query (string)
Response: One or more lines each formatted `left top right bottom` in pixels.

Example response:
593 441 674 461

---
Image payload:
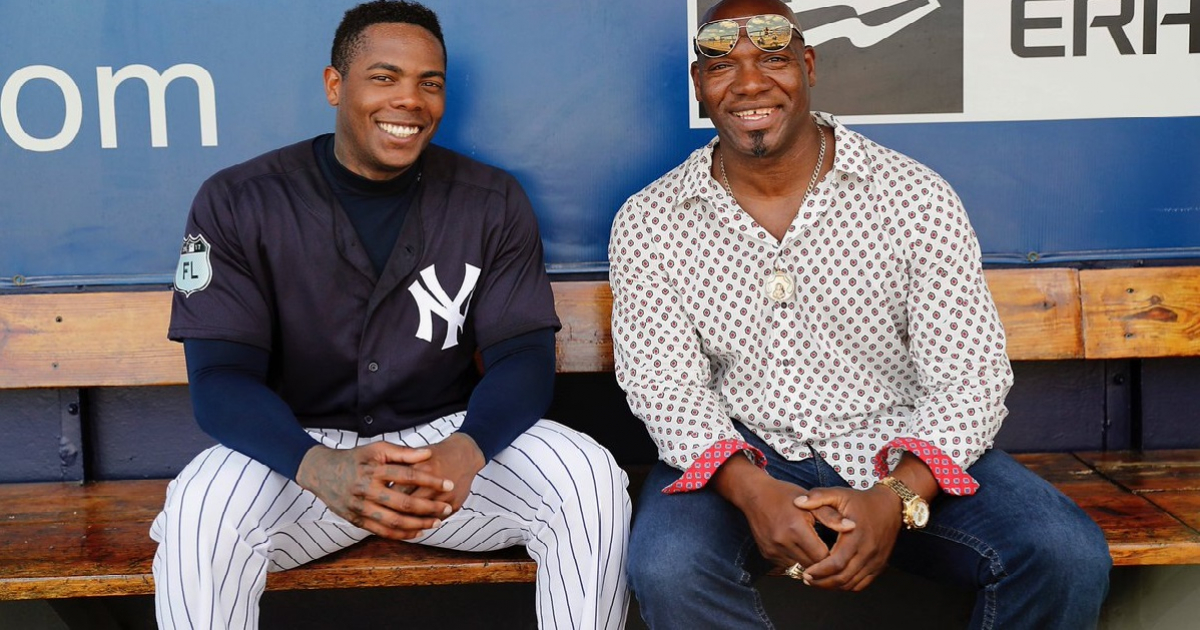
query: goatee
750 131 767 158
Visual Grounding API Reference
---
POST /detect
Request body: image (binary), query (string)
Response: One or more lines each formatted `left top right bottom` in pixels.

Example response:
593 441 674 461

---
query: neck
718 117 826 199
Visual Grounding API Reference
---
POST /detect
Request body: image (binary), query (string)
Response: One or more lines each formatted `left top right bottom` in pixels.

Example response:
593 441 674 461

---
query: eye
371 75 395 83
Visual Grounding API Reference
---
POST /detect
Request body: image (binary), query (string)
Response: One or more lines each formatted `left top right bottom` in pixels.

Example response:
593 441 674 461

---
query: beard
750 131 767 158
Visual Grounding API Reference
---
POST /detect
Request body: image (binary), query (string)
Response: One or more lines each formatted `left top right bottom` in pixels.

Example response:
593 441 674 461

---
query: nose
729 60 772 97
727 42 773 97
389 81 424 110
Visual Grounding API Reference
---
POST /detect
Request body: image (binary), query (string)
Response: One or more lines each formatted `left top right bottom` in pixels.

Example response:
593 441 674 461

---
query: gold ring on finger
785 563 804 580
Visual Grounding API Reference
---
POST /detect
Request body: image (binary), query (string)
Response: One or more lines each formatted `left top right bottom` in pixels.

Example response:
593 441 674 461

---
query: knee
628 530 683 601
628 515 717 601
1051 524 1111 586
158 449 267 544
535 425 631 518
1009 510 1111 590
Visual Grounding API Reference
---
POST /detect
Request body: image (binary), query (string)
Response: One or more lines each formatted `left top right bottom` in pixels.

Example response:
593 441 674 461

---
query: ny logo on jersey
407 263 481 349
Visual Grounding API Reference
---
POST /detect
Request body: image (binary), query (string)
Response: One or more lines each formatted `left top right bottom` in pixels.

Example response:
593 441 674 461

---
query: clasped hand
296 433 485 541
789 485 904 591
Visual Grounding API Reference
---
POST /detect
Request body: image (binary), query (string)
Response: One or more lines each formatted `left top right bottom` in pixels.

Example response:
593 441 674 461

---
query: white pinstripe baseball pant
149 414 631 629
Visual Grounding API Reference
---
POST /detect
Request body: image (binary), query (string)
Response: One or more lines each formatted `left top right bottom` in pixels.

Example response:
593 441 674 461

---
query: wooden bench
2 267 1199 600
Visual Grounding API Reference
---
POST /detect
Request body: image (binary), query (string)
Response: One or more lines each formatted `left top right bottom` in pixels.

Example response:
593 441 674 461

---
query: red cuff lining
662 438 767 494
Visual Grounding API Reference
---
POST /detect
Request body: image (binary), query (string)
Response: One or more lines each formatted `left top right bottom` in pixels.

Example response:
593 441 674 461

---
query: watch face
911 501 930 528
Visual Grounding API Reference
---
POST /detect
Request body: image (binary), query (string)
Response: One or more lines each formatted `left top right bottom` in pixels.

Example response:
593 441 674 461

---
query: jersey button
367 361 380 373
363 415 374 425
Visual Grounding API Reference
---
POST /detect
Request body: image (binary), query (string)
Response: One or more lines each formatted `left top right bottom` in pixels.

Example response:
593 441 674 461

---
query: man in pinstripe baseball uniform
152 2 629 628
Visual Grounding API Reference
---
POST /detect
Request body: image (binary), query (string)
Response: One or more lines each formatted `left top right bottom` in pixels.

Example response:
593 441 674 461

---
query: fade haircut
331 0 446 75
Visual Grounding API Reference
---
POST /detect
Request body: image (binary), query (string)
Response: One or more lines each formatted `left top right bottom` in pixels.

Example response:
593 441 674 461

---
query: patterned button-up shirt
609 113 1013 494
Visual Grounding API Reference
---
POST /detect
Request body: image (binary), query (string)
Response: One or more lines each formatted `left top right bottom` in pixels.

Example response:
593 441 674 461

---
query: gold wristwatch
878 476 930 529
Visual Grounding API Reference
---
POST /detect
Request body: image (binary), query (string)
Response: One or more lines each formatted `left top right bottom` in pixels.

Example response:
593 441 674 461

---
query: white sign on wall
689 0 1200 126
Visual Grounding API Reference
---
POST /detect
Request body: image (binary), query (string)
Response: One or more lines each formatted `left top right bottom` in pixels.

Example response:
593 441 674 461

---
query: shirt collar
676 137 721 203
676 111 872 203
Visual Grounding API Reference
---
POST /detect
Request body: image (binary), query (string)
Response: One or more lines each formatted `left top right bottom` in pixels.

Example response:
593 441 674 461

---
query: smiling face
324 22 445 180
692 0 816 160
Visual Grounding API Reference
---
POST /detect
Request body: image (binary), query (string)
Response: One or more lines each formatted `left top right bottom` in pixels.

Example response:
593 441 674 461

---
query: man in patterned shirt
609 0 1111 627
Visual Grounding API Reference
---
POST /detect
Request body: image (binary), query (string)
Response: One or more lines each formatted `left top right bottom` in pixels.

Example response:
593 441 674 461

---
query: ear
804 45 817 88
324 66 342 107
690 61 703 102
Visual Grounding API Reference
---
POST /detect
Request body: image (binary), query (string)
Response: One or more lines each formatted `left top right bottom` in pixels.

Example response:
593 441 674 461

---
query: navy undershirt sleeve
459 327 557 461
184 338 321 480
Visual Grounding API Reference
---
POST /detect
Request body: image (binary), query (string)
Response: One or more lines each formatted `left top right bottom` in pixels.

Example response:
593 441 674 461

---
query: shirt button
364 415 374 425
367 361 379 373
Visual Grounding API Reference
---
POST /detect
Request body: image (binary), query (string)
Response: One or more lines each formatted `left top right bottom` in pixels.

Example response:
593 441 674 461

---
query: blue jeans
628 430 1111 629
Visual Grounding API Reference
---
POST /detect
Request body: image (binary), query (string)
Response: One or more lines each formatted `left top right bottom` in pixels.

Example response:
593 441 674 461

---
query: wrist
889 450 943 502
867 483 903 525
875 476 930 529
445 433 486 473
295 444 332 490
710 455 770 509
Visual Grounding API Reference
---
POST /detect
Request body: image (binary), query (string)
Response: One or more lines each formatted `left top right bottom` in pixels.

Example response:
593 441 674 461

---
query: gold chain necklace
719 119 827 206
718 119 828 304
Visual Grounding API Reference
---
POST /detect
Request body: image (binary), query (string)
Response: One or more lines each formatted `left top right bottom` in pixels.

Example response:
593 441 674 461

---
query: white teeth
378 122 419 138
734 108 774 119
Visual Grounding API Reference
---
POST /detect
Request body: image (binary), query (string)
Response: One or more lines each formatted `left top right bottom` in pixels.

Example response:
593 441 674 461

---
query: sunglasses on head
694 13 804 58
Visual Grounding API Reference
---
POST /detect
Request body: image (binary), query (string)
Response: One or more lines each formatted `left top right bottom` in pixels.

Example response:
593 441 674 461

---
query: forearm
903 178 1012 471
184 338 319 479
458 328 556 461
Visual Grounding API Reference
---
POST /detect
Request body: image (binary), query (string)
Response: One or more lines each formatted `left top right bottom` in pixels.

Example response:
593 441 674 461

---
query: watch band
879 476 918 503
878 476 929 529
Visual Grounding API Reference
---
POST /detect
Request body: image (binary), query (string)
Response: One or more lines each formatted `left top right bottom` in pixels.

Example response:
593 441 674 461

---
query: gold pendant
768 270 795 303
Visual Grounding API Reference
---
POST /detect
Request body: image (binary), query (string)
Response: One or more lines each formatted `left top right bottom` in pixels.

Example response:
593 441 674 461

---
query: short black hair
331 0 446 75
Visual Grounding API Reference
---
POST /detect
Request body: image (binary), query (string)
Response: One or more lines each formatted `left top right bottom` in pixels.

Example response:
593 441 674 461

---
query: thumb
812 505 856 533
794 490 857 533
377 443 434 464
793 487 841 510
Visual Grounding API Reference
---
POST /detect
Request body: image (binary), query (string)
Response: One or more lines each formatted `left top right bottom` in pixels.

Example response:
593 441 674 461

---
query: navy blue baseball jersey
169 137 560 436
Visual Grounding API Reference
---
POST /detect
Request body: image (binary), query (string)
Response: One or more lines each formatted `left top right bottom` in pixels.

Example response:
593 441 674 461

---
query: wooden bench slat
0 529 535 600
1 269 1092 391
1012 453 1200 566
546 270 1086 369
551 281 613 373
1146 492 1200 533
0 292 185 389
984 268 1083 360
1081 267 1200 359
267 538 535 592
0 479 166 523
1077 449 1200 493
0 481 535 601
1076 450 1200 536
1007 452 1096 484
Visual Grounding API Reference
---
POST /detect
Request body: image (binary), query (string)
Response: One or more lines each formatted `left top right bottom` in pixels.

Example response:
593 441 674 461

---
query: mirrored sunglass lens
745 14 793 51
696 20 739 55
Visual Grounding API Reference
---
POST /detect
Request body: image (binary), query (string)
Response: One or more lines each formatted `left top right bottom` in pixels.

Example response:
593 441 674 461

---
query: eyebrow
365 62 446 80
